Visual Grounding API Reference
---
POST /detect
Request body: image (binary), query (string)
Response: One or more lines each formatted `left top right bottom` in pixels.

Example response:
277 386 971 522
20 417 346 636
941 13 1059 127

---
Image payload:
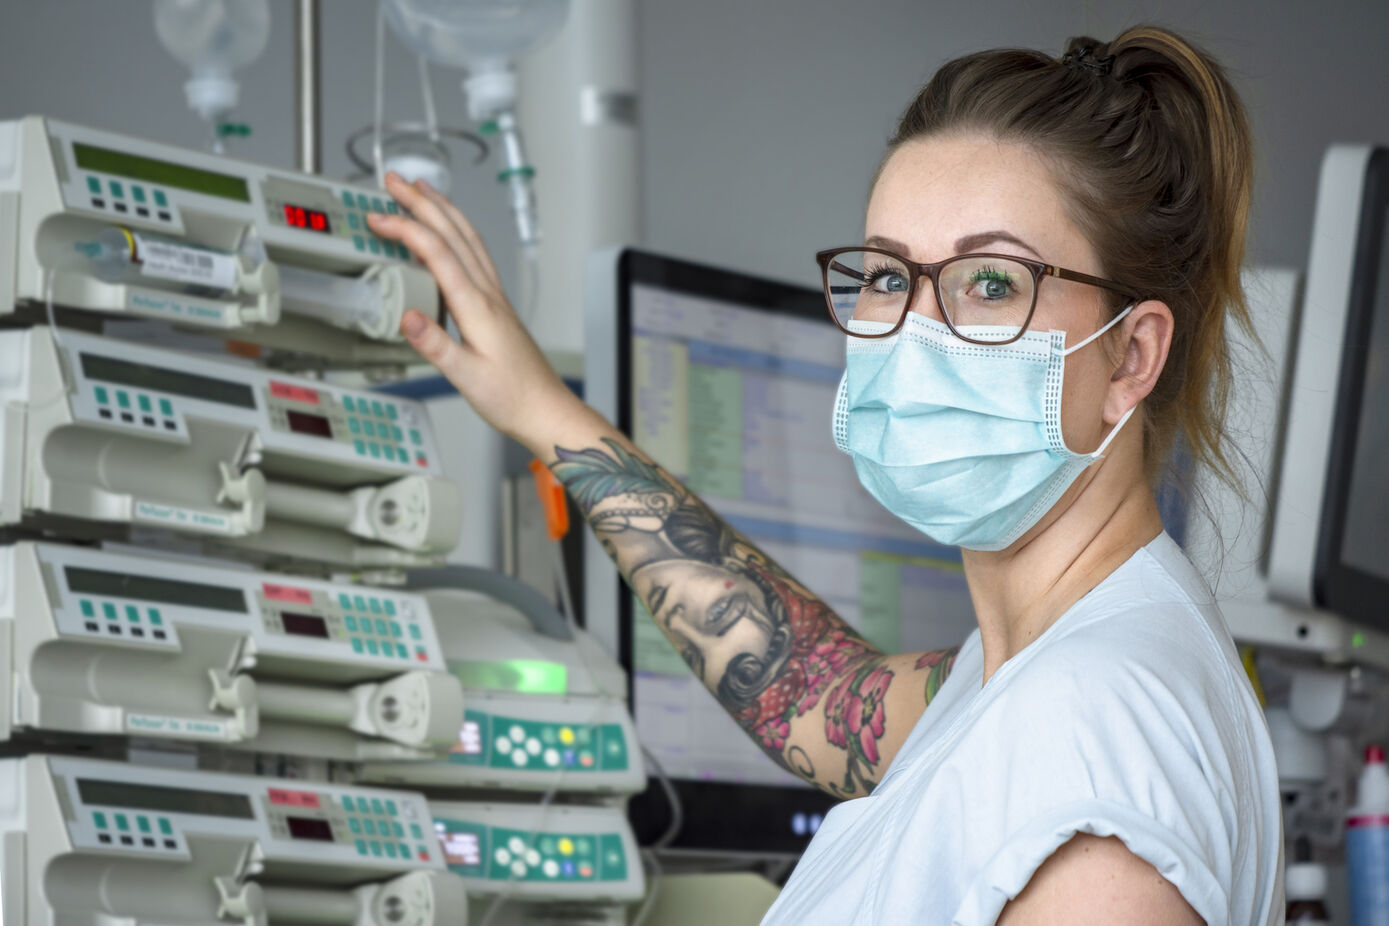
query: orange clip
529 458 570 542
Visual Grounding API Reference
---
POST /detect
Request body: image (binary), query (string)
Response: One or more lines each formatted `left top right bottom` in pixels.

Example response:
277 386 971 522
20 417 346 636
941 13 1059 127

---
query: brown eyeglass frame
815 246 1142 344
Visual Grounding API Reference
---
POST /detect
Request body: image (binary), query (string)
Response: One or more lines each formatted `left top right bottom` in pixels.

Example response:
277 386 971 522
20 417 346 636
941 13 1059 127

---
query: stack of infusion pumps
0 117 643 925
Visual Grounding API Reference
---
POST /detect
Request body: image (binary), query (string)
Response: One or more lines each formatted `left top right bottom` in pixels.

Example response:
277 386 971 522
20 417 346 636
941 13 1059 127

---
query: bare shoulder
996 834 1204 926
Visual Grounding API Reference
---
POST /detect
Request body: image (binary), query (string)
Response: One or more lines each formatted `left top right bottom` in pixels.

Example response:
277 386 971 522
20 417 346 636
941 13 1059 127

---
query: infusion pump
0 541 463 760
0 327 461 570
361 585 644 796
0 754 466 926
0 115 439 367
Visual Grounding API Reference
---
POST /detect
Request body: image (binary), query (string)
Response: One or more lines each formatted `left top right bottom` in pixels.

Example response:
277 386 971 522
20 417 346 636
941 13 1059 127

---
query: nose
906 275 948 325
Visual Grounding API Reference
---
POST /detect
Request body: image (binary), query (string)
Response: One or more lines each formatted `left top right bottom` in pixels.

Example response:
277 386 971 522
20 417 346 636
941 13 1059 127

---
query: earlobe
1108 300 1173 424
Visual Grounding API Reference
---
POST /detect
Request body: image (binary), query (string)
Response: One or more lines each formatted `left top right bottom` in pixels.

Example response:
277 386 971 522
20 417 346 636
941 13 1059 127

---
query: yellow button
559 727 575 745
558 838 573 856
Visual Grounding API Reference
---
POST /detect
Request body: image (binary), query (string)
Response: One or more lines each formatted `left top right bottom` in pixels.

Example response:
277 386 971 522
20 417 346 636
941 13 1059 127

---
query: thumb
401 309 465 376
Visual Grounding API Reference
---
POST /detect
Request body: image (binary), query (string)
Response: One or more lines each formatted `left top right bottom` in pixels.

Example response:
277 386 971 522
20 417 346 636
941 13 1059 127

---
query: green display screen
73 142 250 203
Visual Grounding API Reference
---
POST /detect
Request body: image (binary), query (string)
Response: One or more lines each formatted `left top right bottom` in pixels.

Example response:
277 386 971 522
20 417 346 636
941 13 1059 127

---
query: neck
961 435 1164 685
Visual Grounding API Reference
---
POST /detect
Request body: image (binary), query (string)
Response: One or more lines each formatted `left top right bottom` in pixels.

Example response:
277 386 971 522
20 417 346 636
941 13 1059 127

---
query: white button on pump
508 837 526 855
512 749 529 766
509 725 526 743
543 859 559 878
495 737 512 754
510 860 528 878
495 848 511 865
543 749 559 767
525 738 541 755
525 848 541 866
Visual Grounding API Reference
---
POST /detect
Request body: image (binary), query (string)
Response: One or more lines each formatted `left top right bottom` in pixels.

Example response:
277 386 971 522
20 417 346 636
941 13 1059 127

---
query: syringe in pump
0 541 464 759
0 326 462 570
0 115 440 365
0 754 467 926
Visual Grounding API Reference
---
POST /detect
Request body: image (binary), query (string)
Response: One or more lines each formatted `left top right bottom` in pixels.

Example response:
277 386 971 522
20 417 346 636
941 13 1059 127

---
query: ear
1106 299 1173 425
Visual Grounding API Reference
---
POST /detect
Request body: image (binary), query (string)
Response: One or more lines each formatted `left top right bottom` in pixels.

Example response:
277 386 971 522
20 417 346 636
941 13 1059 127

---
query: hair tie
1062 45 1115 76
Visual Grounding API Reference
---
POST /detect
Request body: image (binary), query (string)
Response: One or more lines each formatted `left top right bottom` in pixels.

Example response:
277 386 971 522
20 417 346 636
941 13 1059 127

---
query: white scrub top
760 532 1284 926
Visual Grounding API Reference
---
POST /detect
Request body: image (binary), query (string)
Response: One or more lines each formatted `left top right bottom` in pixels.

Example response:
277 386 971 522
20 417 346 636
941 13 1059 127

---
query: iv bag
382 0 567 71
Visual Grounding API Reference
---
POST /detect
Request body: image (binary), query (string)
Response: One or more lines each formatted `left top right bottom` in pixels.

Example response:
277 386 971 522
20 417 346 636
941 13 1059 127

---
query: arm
997 835 1204 926
367 176 958 797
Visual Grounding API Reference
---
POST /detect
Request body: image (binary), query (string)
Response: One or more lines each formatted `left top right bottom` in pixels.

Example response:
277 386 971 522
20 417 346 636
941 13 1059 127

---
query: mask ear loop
1060 303 1139 458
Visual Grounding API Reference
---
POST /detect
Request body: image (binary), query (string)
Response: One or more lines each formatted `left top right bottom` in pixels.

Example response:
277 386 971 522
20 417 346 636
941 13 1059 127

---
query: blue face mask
832 309 1135 552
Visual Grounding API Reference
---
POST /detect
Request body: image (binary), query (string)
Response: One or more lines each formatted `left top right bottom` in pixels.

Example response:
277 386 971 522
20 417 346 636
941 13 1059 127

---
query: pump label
134 234 238 292
134 500 237 535
127 713 234 740
127 290 238 327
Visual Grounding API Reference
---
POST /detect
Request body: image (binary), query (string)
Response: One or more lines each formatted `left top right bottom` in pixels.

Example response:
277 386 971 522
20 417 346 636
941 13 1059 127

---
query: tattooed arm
550 434 958 797
367 173 958 798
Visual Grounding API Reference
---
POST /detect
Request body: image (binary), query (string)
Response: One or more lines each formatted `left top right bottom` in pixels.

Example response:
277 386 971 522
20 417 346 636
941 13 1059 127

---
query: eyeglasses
815 246 1140 344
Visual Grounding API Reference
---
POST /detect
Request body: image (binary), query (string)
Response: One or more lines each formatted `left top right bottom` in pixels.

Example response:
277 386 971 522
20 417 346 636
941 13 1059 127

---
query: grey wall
3 0 1388 294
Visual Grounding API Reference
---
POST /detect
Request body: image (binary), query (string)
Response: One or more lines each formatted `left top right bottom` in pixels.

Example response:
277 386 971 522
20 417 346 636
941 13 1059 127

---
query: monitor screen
1321 147 1389 625
591 249 976 853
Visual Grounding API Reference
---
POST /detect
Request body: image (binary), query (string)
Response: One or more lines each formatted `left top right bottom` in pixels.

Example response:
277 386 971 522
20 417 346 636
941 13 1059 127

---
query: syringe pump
433 801 644 906
1 541 464 760
0 327 461 570
360 570 644 796
0 754 467 926
0 115 440 367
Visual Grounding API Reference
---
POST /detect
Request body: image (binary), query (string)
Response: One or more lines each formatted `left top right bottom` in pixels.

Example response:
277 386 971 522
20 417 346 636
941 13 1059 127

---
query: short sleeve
951 800 1228 926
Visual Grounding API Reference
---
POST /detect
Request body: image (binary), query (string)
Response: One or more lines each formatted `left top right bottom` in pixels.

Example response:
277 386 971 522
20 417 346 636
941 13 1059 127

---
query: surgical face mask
832 308 1135 552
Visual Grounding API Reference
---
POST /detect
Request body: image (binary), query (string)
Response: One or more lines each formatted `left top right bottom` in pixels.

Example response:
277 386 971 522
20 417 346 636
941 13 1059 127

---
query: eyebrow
865 231 1045 261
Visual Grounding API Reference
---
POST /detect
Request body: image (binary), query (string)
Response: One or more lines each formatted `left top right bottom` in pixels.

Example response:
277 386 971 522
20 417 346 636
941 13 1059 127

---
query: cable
372 1 387 187
44 264 65 349
417 55 440 143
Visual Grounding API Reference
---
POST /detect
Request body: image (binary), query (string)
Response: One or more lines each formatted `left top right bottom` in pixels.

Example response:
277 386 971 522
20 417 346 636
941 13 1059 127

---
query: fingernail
401 311 428 339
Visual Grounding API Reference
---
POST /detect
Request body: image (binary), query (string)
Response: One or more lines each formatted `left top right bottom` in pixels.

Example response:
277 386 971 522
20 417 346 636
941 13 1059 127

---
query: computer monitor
583 248 977 854
1268 145 1389 630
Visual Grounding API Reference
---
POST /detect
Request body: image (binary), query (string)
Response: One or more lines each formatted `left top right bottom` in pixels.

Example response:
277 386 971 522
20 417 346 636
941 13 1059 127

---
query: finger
415 179 504 290
369 212 490 329
379 174 496 293
401 309 470 381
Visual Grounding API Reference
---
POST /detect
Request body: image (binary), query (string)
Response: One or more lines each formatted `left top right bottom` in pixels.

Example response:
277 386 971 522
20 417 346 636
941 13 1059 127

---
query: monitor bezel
1317 147 1389 627
603 247 839 855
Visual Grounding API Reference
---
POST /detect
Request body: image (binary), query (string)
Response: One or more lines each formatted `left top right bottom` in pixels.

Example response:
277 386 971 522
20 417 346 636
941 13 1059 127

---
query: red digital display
283 204 331 234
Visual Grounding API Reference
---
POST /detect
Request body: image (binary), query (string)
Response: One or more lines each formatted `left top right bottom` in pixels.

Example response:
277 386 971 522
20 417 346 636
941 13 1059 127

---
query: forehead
867 134 1096 271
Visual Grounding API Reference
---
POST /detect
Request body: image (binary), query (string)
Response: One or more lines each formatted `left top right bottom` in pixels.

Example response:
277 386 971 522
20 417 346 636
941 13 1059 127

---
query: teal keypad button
409 429 422 445
348 212 360 229
348 418 360 434
366 639 379 655
356 839 369 855
356 193 370 210
369 598 382 614
95 386 109 404
342 796 356 812
368 442 380 458
385 800 398 816
148 609 162 626
349 818 362 834
383 600 396 617
343 395 355 412
353 235 366 251
354 439 367 455
398 842 410 858
351 638 364 653
86 176 102 194
372 401 385 418
396 447 410 463
384 842 398 858
93 811 108 829
368 238 381 255
408 625 422 640
386 201 399 214
363 819 377 835
137 816 151 833
410 823 423 840
396 643 408 659
159 398 173 416
381 241 396 258
392 822 404 838
371 799 384 815
374 619 388 636
154 189 168 207
159 818 173 835
109 180 124 198
370 841 383 857
415 453 428 466
137 395 152 413
386 404 399 421
345 616 358 632
371 197 385 213
362 420 376 437
125 605 140 622
339 592 352 609
399 245 411 261
390 622 402 638
103 603 117 620
81 600 95 618
116 391 131 409
132 186 146 203
342 191 356 208
115 814 129 831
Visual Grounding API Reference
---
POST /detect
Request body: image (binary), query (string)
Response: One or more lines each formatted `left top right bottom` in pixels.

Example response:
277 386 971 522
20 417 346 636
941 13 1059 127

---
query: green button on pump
137 816 151 833
371 197 385 213
103 603 117 620
348 212 360 229
369 598 382 614
343 191 356 208
132 186 146 203
109 180 124 198
356 193 370 210
339 592 353 609
343 395 356 412
384 842 398 858
351 638 364 653
148 609 162 626
349 818 362 834
366 639 379 655
159 818 173 835
81 600 95 618
356 839 369 855
362 420 376 437
410 823 423 840
115 814 129 831
375 619 389 636
153 189 168 207
159 398 173 416
372 401 386 418
86 176 102 194
368 238 381 255
363 819 377 835
371 799 384 815
390 622 402 638
116 391 131 409
138 395 152 413
345 616 358 632
95 386 109 404
384 600 396 617
354 439 367 455
385 800 398 816
125 605 140 622
408 625 422 640
348 418 360 434
409 429 422 445
93 811 108 829
396 643 408 659
353 235 366 251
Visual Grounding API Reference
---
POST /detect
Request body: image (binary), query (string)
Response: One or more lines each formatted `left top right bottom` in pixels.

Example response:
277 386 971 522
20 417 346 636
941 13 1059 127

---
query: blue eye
969 267 1015 299
865 262 909 294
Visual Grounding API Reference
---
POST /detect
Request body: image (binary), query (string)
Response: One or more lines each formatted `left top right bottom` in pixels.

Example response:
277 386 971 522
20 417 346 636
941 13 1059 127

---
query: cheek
1058 347 1113 453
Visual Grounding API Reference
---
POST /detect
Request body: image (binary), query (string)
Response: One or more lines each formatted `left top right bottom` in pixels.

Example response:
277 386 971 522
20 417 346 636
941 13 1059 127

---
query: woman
367 25 1282 925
